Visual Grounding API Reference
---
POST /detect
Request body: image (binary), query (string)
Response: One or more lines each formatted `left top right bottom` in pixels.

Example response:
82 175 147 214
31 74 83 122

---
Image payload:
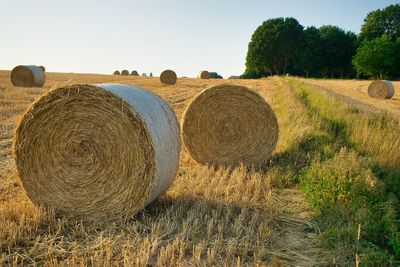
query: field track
303 78 400 117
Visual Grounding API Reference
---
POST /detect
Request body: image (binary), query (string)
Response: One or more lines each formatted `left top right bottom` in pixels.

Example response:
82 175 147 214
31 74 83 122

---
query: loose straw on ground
13 83 180 222
160 70 177 85
182 84 279 167
368 80 395 99
10 65 46 87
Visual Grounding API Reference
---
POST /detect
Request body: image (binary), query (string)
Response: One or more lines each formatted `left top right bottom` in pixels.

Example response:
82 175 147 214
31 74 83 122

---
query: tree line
243 4 400 79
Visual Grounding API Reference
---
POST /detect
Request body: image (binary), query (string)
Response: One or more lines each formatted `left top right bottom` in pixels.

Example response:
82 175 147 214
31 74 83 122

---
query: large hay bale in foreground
14 84 180 221
368 80 395 99
113 70 120 75
198 70 209 79
182 84 279 167
121 70 129 76
10 65 46 87
160 70 177 85
131 70 139 76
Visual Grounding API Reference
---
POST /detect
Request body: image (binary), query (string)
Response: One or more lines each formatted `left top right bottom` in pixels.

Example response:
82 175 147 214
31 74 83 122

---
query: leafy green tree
360 4 400 40
353 35 400 79
245 17 303 75
319 26 357 78
296 26 323 77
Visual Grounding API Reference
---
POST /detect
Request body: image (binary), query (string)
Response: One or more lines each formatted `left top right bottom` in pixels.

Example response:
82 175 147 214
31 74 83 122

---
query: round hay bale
121 70 129 76
198 70 209 79
142 73 147 77
182 84 279 167
10 65 46 87
368 80 395 99
39 66 46 72
113 70 120 75
160 70 177 85
13 83 180 221
131 70 139 76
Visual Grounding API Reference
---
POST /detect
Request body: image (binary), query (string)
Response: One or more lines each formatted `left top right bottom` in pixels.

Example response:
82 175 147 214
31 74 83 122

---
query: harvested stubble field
303 79 400 117
1 71 400 266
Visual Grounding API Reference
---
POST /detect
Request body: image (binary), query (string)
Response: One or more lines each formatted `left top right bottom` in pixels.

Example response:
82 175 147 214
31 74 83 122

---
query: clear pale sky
1 0 398 77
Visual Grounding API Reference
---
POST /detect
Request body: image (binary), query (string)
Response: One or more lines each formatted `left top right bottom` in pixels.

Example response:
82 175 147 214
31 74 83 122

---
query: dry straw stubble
182 84 279 167
13 83 180 222
10 65 46 87
368 80 395 99
160 70 177 85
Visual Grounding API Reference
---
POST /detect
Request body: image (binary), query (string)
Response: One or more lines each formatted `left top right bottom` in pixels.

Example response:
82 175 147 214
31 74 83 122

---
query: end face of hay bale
11 65 46 87
131 70 139 76
113 70 121 75
198 70 209 79
368 80 395 99
182 84 279 167
121 70 129 76
160 70 177 85
14 83 180 221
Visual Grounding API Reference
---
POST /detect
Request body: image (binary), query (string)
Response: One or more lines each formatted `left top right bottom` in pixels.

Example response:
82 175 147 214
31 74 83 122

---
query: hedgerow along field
1 71 400 266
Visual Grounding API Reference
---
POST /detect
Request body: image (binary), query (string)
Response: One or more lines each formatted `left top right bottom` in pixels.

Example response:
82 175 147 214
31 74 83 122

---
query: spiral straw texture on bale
10 65 46 87
113 70 120 75
121 70 129 76
13 83 180 221
198 70 209 79
182 84 279 167
368 80 395 99
160 70 177 85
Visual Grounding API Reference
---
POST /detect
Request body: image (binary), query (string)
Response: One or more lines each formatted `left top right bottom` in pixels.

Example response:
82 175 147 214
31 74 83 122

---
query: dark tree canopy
353 35 400 79
360 4 400 40
245 17 303 75
319 26 357 78
243 4 400 79
296 26 322 77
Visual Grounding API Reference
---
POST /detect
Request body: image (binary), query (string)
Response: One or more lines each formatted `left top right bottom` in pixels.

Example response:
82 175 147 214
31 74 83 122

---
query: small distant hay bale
13 83 180 221
198 70 209 79
131 70 139 76
10 65 46 87
113 70 121 75
121 70 129 76
149 72 153 77
160 70 177 85
142 73 147 77
39 66 46 72
182 84 279 167
368 80 395 99
209 72 223 79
